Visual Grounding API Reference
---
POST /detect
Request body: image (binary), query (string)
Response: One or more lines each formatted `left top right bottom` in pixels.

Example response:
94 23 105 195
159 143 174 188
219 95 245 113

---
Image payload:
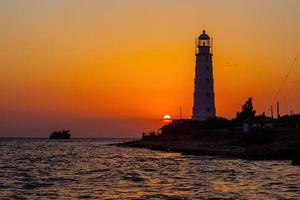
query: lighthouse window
206 56 209 61
206 108 210 112
206 66 209 70
206 93 210 97
206 78 210 83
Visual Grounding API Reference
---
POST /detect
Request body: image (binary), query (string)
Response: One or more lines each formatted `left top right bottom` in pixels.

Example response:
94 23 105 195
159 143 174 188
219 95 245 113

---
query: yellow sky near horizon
0 0 300 136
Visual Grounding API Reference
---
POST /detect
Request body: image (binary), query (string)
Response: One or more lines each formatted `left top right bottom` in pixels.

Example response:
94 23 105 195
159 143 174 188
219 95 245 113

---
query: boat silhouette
49 130 71 139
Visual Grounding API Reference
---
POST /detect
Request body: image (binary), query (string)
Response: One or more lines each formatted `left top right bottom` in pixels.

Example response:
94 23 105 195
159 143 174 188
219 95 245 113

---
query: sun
163 115 171 119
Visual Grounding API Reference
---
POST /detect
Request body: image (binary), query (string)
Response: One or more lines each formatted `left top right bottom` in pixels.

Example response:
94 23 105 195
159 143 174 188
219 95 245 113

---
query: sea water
0 138 299 199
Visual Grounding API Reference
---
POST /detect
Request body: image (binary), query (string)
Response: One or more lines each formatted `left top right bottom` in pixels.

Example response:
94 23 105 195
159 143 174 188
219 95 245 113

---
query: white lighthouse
192 30 216 120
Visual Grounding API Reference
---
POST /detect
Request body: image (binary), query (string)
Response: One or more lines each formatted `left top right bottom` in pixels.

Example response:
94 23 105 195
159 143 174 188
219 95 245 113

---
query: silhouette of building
192 30 216 120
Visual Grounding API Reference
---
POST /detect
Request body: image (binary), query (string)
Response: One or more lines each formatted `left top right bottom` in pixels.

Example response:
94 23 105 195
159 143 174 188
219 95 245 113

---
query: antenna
179 106 182 120
295 81 300 114
268 51 300 114
271 105 274 118
277 101 280 119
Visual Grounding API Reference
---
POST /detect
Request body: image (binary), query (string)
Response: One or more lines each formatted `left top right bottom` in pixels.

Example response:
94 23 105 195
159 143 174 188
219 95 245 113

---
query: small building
159 118 230 136
274 114 300 130
159 119 191 136
243 116 273 133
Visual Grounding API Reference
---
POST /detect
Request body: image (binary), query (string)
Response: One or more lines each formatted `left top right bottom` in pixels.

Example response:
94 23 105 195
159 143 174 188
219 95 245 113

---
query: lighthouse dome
198 30 210 40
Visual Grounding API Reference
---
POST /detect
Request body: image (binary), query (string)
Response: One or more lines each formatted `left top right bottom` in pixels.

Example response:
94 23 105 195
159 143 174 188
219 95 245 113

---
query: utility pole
271 106 274 118
179 106 182 120
277 101 280 119
295 81 300 114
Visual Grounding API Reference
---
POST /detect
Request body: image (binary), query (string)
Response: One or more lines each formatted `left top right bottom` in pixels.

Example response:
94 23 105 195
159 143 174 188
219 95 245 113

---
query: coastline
117 130 300 163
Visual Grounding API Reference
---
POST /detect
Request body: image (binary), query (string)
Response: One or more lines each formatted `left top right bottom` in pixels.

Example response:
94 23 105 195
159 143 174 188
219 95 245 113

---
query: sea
0 138 299 199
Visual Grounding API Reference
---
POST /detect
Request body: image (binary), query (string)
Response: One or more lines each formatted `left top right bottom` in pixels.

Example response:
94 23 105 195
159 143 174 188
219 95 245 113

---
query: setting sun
163 115 171 119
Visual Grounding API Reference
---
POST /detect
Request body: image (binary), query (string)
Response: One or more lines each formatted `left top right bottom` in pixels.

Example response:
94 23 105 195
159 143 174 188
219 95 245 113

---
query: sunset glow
0 0 300 137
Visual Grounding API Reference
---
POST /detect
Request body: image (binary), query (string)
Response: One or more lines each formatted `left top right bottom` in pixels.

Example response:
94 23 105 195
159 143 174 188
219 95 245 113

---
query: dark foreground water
0 139 299 199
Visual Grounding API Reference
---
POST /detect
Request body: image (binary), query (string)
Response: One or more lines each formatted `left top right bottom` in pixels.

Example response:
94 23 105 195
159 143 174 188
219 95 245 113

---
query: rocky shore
118 129 300 164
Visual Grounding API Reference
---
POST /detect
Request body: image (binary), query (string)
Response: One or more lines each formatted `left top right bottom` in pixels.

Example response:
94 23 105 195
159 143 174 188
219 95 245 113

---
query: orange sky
0 0 300 137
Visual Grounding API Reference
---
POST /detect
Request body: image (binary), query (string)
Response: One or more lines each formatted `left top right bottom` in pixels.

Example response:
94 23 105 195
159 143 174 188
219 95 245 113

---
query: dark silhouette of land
49 130 71 139
119 98 300 165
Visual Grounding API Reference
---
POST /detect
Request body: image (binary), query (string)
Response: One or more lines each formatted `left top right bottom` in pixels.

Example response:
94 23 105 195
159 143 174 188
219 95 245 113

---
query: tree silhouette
236 97 256 121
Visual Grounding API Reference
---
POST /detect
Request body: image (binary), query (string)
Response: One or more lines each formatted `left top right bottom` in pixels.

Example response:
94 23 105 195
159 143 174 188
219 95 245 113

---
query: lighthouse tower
192 30 216 120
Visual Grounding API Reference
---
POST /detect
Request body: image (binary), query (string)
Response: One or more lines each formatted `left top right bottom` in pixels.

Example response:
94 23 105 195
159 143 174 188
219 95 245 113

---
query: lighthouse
192 30 216 120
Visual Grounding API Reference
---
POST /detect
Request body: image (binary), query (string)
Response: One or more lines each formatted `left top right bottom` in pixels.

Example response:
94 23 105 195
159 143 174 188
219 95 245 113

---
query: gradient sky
1 0 300 137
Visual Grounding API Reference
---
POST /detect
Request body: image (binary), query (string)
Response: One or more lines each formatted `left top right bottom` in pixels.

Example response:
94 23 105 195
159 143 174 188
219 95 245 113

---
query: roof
198 30 210 40
244 116 273 124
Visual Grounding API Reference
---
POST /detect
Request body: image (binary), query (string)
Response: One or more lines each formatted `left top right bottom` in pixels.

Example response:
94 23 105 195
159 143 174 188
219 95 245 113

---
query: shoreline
117 132 300 164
